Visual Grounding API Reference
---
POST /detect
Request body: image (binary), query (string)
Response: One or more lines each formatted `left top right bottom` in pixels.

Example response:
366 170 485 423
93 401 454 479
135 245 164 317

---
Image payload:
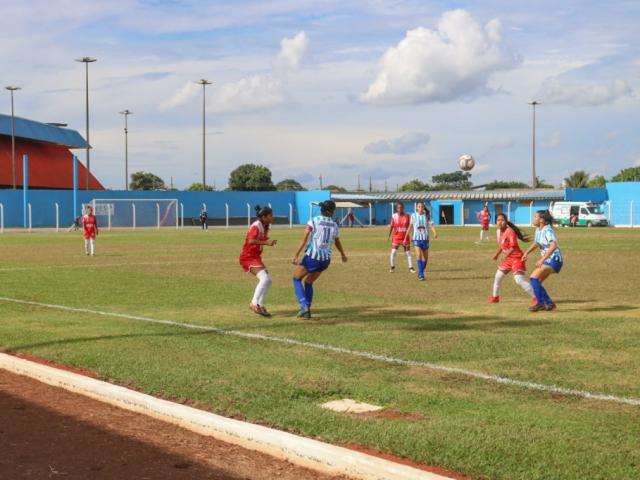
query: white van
551 202 608 227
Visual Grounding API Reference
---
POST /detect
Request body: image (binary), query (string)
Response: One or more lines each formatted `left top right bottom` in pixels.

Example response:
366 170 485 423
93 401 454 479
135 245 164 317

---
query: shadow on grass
578 305 639 312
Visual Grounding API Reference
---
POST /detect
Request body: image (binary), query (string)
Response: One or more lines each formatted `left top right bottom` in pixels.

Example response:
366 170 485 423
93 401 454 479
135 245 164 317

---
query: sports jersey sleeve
305 219 314 233
544 228 558 244
246 225 260 240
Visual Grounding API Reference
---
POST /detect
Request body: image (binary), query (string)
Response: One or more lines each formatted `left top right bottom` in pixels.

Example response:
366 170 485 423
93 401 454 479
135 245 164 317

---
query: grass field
1 226 639 480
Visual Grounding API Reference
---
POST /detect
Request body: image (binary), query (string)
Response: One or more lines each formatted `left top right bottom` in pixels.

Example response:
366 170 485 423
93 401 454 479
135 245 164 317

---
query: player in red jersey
476 204 491 243
489 213 535 303
388 202 415 273
239 205 277 317
81 205 99 256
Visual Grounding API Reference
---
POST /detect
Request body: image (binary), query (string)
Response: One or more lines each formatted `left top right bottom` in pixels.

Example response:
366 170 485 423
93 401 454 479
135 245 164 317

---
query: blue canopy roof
0 113 88 149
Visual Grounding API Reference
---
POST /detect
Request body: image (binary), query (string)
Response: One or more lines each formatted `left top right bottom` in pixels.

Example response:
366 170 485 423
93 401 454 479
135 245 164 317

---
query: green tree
275 179 306 191
400 179 430 191
228 164 276 191
564 170 590 188
611 166 640 182
129 171 166 191
324 185 347 193
431 171 472 190
587 175 606 188
484 180 530 190
186 182 214 191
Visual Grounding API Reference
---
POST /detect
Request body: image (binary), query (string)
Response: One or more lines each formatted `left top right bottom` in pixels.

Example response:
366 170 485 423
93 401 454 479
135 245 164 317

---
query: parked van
551 202 608 227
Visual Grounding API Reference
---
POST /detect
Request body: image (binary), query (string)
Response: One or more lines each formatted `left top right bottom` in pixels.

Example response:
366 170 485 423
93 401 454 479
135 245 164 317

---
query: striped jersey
535 225 563 262
410 212 432 241
305 215 339 261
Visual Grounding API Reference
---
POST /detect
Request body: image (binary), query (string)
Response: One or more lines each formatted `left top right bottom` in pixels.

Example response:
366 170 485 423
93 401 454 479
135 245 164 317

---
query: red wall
0 136 104 189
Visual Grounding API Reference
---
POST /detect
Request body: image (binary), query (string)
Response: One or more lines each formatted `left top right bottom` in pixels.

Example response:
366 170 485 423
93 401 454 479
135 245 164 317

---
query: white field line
1 296 639 407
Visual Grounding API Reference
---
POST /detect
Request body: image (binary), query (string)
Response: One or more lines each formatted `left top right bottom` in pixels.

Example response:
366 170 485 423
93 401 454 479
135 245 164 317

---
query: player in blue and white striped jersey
404 202 438 281
523 210 564 312
292 200 347 318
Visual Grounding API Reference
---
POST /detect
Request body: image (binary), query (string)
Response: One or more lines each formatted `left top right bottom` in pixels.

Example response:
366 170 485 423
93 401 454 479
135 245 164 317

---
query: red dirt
0 369 346 480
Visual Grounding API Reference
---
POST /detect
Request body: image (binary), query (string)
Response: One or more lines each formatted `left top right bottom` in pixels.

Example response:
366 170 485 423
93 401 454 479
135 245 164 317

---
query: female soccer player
388 202 415 273
81 205 98 256
522 210 564 312
239 205 277 317
476 204 491 243
292 200 347 319
404 202 437 281
489 213 535 303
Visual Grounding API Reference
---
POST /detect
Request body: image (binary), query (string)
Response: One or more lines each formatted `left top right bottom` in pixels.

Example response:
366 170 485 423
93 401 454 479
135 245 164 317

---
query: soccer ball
458 154 475 171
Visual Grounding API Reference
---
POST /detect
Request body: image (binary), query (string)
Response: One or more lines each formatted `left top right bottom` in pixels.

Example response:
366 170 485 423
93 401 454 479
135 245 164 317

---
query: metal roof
332 189 565 202
0 114 88 149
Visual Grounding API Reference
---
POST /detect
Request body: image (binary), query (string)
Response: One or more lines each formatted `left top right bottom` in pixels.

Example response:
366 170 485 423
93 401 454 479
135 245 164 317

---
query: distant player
476 204 491 243
81 205 98 256
489 213 535 303
199 208 208 230
405 202 437 281
292 200 347 319
523 210 563 312
388 202 415 273
239 205 277 317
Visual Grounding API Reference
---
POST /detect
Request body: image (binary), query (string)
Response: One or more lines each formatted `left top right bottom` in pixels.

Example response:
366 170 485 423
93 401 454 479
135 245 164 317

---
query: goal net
90 199 179 229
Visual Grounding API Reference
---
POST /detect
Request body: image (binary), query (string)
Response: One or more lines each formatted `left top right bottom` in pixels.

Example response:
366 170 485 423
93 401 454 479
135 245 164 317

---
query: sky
1 0 639 190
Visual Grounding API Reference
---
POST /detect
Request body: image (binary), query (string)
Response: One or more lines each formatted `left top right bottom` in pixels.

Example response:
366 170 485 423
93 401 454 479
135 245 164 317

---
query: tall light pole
119 110 132 190
197 79 212 191
528 100 540 189
5 86 20 189
76 57 97 189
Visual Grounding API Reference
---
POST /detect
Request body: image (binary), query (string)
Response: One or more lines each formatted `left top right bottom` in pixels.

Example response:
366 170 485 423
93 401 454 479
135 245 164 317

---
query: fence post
55 203 60 232
108 206 112 231
23 154 29 229
180 203 184 229
0 203 4 233
132 204 136 229
461 201 465 226
507 201 511 221
608 202 612 225
156 202 160 229
288 203 293 228
631 201 634 228
247 203 251 227
369 202 373 226
28 203 32 232
308 202 312 222
529 201 533 225
225 203 229 228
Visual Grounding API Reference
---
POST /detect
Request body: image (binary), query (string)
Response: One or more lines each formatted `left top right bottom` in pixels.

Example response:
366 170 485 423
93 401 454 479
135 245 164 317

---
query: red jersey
498 227 523 258
390 213 411 245
82 214 98 239
239 220 269 262
478 210 490 227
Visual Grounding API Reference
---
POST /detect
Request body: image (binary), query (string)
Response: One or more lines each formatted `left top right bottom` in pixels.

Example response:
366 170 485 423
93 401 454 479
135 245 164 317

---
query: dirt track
0 369 346 479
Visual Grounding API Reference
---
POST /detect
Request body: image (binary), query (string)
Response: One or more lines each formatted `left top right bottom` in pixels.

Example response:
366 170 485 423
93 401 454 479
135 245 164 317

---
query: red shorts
481 223 490 231
391 236 410 248
499 256 526 274
83 232 96 240
239 256 265 273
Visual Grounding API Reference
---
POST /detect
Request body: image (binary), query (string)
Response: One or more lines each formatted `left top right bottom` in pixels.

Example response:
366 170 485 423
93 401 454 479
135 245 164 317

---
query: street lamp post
119 110 132 190
76 57 97 189
5 86 20 189
197 79 212 191
528 100 540 189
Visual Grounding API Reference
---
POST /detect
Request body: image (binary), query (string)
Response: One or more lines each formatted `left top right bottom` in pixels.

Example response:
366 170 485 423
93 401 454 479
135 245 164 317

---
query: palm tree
564 170 590 188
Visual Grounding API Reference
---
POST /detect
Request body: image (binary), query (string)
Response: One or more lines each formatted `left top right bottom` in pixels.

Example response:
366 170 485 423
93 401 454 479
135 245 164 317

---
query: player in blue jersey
523 210 563 312
292 200 347 319
404 202 438 281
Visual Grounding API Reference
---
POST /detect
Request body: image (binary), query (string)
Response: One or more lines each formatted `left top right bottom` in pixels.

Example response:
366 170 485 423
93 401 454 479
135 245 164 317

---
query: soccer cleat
409 267 416 273
545 303 557 311
389 266 395 273
488 296 500 303
250 303 269 317
528 303 546 312
529 298 538 308
418 276 425 282
296 308 311 319
259 306 272 317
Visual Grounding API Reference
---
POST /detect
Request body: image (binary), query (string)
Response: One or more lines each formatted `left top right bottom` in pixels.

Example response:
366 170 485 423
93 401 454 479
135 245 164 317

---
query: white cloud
275 31 309 71
209 75 283 113
541 132 561 148
361 9 519 105
539 78 633 106
159 81 199 111
363 132 430 155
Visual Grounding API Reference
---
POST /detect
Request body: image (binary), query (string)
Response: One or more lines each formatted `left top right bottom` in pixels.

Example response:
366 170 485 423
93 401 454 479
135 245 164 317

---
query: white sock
390 249 397 268
405 250 413 268
514 274 535 297
90 239 95 255
480 230 484 241
84 239 89 254
492 270 506 297
253 270 272 306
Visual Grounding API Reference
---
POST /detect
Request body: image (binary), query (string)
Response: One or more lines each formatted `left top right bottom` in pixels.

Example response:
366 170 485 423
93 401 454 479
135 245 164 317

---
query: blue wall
605 182 640 226
565 188 608 202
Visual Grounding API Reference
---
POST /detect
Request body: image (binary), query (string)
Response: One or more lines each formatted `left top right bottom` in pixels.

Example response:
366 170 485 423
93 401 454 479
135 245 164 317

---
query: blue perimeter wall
0 189 331 228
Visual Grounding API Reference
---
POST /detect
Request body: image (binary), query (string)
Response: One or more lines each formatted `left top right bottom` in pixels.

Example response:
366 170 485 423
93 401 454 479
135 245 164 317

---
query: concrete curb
0 353 453 480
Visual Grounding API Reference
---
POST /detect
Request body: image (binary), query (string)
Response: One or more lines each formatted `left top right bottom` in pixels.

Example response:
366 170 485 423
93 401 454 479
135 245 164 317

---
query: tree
534 177 554 189
276 179 306 191
228 164 276 191
129 171 166 190
324 184 347 193
564 170 590 188
611 166 640 182
186 182 214 191
484 180 530 190
400 179 429 191
430 171 472 190
588 175 606 188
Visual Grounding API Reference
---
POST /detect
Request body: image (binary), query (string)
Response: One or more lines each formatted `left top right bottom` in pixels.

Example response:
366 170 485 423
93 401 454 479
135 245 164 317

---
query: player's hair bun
319 200 336 215
255 205 273 218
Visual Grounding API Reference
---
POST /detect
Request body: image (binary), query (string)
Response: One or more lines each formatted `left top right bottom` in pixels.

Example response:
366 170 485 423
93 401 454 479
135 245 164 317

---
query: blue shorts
544 257 563 273
413 240 430 250
301 255 331 273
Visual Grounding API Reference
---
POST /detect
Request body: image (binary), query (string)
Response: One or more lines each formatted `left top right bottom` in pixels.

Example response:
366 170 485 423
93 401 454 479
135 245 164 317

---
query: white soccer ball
458 154 475 171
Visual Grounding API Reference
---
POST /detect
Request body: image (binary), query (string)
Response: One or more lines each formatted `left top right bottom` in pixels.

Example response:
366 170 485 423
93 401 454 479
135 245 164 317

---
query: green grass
1 226 639 480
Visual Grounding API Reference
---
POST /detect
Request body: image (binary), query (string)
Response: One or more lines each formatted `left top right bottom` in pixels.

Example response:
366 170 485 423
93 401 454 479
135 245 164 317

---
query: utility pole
76 57 97 189
119 109 132 190
319 174 323 190
5 86 20 189
528 100 540 189
369 176 372 192
197 79 212 191
357 174 361 191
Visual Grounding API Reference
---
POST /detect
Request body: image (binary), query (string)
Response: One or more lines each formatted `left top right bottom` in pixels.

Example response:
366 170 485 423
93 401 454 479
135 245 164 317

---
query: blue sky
1 0 638 189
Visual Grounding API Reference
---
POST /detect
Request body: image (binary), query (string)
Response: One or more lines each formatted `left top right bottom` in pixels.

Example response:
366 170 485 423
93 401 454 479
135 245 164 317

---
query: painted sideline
0 352 451 480
1 296 639 407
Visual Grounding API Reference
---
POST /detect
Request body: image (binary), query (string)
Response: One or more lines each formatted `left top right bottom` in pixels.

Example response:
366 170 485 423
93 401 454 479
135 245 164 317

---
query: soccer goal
90 199 179 230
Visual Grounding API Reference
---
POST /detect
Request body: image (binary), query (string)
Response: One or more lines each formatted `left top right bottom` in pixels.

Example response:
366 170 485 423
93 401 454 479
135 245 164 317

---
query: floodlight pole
197 79 212 191
119 110 132 190
76 57 97 190
5 86 20 189
528 100 540 189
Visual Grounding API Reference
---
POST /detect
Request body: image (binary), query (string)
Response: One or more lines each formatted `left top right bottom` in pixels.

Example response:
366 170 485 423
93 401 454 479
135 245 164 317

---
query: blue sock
293 278 308 310
530 278 551 305
423 259 428 277
418 260 425 277
304 282 314 307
